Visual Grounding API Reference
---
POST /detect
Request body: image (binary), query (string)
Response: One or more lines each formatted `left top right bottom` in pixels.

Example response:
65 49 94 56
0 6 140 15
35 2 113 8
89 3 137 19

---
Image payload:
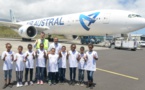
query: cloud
1 0 144 20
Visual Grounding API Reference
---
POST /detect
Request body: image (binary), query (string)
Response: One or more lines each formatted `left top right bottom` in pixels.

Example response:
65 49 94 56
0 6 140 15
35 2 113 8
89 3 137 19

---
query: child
1 43 14 89
14 45 26 87
47 48 60 86
35 43 47 85
67 44 79 85
77 46 86 86
24 44 35 86
85 44 98 88
58 46 67 83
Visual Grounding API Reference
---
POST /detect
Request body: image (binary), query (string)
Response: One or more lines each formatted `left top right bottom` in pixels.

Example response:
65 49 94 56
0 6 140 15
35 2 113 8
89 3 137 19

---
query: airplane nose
138 18 145 28
127 18 145 31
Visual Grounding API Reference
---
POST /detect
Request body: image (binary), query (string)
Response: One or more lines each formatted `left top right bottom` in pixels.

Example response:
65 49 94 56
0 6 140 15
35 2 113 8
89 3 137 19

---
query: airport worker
47 48 61 85
14 45 26 87
1 43 14 89
48 37 62 83
67 44 80 85
34 32 49 82
76 46 86 86
58 46 67 84
85 44 98 88
35 43 47 85
24 44 35 86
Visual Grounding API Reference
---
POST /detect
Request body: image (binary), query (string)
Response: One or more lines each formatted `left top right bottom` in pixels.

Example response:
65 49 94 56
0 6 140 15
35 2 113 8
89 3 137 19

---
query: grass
0 26 65 39
0 26 21 38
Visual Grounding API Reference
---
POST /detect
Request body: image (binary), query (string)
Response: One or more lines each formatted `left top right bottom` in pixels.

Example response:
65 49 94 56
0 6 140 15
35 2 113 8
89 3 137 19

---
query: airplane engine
18 25 37 39
64 35 79 40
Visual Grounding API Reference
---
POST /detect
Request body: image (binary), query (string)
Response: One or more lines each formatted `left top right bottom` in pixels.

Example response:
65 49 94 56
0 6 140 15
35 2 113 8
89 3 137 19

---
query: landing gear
22 38 31 41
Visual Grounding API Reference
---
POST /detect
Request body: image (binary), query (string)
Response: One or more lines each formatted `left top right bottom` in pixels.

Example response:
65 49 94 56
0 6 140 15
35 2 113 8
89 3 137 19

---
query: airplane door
103 13 110 24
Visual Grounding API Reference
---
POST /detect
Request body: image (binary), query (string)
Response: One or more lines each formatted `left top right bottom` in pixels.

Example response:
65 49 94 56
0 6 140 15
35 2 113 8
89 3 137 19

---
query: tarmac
0 38 145 90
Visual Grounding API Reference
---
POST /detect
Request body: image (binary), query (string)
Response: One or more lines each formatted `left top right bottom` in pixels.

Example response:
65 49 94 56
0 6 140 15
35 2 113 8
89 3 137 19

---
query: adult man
34 32 49 82
34 32 49 50
48 37 62 83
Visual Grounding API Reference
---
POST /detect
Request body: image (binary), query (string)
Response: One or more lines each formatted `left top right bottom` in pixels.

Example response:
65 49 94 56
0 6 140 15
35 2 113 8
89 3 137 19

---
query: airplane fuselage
17 9 145 36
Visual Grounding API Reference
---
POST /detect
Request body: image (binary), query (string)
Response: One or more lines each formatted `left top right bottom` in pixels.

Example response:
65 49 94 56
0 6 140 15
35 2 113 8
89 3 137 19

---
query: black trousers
25 68 33 82
69 68 76 81
48 72 55 83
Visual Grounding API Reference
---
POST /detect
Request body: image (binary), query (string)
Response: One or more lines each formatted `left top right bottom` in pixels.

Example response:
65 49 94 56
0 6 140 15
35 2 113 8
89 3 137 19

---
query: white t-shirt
24 51 35 68
36 49 47 67
14 53 25 71
78 53 86 70
48 54 59 72
48 43 62 54
68 50 79 68
1 51 15 70
58 51 67 68
85 51 98 71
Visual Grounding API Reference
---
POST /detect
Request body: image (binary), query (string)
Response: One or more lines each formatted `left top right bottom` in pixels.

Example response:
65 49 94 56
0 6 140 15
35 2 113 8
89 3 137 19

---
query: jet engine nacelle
18 25 37 38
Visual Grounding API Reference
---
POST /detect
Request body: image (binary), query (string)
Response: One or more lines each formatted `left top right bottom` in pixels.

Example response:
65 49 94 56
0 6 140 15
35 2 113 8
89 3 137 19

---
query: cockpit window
128 14 142 18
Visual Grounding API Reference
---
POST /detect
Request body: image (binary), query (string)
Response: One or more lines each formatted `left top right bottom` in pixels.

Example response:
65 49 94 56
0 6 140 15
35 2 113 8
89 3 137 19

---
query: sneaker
48 80 52 86
80 83 84 86
19 82 23 87
2 84 7 89
16 83 20 87
76 82 80 85
30 81 33 85
40 81 43 85
37 81 40 85
24 82 28 86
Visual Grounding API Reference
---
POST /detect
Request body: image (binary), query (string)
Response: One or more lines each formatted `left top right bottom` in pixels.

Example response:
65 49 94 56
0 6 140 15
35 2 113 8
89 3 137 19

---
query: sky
0 0 145 34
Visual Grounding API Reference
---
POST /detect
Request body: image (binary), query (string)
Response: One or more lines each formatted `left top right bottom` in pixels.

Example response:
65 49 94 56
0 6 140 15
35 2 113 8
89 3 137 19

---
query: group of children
1 43 98 89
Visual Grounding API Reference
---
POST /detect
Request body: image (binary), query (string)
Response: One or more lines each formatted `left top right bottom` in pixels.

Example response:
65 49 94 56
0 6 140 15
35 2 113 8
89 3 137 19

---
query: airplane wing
0 21 49 33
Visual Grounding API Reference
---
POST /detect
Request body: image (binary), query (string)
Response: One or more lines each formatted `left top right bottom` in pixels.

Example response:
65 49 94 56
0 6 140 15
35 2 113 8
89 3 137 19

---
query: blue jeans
69 68 76 81
37 67 45 81
59 68 66 82
4 70 12 79
87 71 94 82
16 71 23 82
78 69 84 82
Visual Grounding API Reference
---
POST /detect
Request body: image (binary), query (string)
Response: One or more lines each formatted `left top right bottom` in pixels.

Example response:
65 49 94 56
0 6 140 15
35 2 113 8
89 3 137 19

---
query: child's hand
23 59 26 62
32 53 35 57
11 54 14 61
44 51 46 55
93 54 98 60
77 54 81 61
67 50 70 55
26 53 29 57
4 54 7 58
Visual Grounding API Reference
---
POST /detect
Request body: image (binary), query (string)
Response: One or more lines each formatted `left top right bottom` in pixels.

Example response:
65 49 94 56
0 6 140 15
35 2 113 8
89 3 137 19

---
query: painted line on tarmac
97 68 139 80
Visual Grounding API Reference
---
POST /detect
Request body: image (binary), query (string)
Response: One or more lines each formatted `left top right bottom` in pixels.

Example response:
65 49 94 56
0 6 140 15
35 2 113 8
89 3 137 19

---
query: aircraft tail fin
10 9 16 22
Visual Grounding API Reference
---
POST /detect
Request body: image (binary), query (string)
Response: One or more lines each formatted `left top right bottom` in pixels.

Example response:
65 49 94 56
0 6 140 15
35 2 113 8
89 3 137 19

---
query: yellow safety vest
36 39 49 50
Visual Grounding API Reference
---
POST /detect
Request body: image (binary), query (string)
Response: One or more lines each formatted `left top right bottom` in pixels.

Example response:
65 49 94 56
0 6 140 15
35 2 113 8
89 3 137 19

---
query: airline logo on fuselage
79 12 100 31
27 17 64 27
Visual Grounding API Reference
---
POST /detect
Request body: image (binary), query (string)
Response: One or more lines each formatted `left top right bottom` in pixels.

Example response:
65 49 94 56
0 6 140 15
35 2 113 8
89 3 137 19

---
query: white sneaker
19 82 23 87
24 82 28 86
30 81 33 85
16 83 20 87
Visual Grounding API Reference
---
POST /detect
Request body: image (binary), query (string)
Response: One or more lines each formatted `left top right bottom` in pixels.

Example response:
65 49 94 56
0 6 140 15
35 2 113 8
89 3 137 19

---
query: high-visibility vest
36 39 49 50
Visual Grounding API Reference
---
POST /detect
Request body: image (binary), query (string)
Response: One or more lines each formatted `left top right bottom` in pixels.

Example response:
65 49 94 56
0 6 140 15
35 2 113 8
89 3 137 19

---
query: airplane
0 9 145 41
